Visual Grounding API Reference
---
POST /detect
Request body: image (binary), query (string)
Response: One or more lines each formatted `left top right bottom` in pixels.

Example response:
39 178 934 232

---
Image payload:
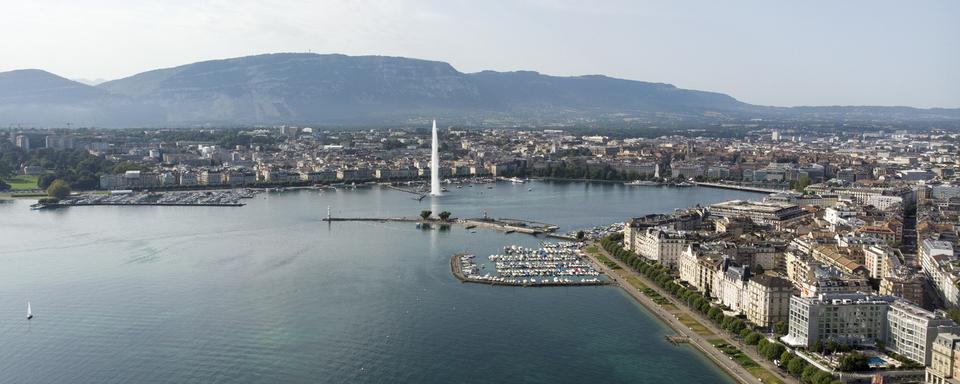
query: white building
886 300 959 365
709 200 811 230
921 239 960 308
783 293 894 348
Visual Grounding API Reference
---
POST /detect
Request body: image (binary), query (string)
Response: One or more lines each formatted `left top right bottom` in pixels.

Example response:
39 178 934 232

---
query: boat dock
33 190 252 209
450 243 609 287
665 335 690 345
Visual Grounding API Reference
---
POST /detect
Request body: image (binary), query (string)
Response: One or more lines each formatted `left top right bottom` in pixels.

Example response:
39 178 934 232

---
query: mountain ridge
0 52 956 127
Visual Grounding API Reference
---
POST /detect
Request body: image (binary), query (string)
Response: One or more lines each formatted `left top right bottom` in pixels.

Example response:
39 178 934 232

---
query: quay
692 181 785 194
322 217 420 222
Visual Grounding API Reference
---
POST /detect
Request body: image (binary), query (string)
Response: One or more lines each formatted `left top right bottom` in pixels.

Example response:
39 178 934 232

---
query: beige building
679 244 722 295
746 274 793 329
927 333 960 384
632 227 689 270
881 268 925 306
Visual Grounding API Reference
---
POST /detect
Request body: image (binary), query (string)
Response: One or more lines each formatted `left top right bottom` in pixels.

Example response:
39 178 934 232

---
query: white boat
624 180 660 186
508 177 525 184
674 181 695 187
27 301 33 320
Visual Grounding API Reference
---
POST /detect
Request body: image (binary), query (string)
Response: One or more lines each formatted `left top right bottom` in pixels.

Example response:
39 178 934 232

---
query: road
584 243 799 384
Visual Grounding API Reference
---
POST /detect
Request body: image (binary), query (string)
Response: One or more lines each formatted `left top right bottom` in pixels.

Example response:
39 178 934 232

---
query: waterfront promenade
583 243 798 384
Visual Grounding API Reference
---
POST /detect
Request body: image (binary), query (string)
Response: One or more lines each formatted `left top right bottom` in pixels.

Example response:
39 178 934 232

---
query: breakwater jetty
460 217 559 235
324 215 564 238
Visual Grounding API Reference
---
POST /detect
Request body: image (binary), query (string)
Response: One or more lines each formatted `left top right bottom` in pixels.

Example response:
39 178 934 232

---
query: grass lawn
676 312 714 337
711 341 784 384
616 271 647 290
3 175 39 190
595 254 621 269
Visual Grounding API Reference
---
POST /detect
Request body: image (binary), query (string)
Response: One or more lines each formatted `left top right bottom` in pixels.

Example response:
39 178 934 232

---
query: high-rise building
15 135 30 151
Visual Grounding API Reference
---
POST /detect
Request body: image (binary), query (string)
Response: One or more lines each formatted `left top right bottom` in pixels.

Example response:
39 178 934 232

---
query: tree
802 365 820 384
47 179 71 199
438 211 451 221
794 174 811 192
812 371 835 384
753 264 765 275
774 320 788 335
0 178 9 191
758 340 785 360
788 357 807 377
779 351 793 367
811 339 823 353
837 351 869 372
419 210 432 220
745 332 763 345
708 307 722 322
576 230 586 241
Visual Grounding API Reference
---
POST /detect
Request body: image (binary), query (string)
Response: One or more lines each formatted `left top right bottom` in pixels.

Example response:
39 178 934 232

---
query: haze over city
1 0 957 108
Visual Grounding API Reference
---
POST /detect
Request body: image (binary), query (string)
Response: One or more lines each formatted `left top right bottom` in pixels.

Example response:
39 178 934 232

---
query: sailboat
27 301 33 320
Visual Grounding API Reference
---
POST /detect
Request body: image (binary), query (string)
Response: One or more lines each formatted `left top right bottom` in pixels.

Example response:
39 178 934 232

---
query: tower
430 120 441 196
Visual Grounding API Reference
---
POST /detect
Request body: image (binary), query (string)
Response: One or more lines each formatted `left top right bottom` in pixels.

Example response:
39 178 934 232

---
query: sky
0 0 957 108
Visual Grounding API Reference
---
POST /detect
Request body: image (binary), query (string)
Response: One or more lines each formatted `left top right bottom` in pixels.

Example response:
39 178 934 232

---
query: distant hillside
0 53 956 127
0 69 163 127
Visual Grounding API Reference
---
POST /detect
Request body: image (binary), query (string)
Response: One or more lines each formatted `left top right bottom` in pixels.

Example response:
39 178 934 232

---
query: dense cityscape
3 121 960 383
2 2 957 384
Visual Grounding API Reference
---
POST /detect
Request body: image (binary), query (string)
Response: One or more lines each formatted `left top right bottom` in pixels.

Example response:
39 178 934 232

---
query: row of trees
419 210 452 221
598 235 841 384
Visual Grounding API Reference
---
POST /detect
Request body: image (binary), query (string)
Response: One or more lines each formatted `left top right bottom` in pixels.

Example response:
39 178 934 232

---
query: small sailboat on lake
27 301 33 320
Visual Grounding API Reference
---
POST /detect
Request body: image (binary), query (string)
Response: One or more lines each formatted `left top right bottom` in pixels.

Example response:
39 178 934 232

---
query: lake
0 181 762 383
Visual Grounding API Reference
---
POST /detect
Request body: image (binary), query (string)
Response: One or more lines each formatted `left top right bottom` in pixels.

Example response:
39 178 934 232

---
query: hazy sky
1 0 957 108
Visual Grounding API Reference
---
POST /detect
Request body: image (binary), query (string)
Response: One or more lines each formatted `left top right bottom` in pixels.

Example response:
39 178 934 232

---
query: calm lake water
0 181 761 383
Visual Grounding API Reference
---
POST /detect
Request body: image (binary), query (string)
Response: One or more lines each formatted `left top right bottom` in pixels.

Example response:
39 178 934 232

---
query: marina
451 242 607 287
32 189 257 209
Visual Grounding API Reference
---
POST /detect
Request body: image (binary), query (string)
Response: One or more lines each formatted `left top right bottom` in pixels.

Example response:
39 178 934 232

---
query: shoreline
580 245 768 384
